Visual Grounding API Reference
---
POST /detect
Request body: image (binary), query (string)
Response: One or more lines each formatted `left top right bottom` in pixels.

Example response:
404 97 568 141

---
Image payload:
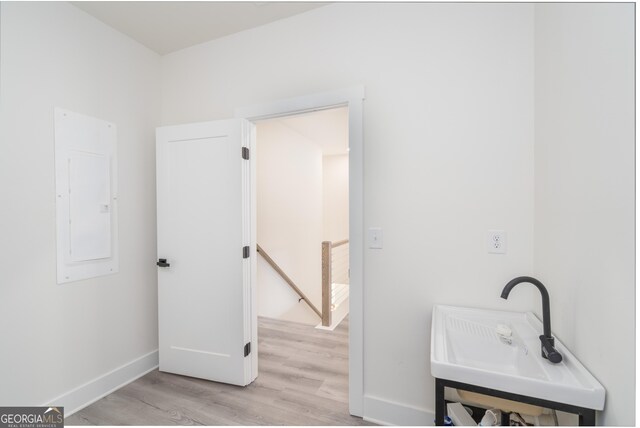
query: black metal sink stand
435 378 597 426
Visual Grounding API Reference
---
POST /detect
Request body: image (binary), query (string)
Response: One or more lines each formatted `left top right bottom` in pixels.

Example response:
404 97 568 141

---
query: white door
156 118 257 386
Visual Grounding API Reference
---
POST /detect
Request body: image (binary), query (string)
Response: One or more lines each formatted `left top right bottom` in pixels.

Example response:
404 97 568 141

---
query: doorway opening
237 86 365 417
248 106 353 416
254 106 350 329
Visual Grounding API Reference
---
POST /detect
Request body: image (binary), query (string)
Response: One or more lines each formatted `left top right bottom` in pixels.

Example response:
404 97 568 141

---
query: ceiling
71 2 328 55
261 106 349 156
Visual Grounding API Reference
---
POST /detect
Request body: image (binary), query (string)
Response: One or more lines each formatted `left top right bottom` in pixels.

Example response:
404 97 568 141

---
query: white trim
42 350 159 418
363 395 435 426
235 86 365 121
235 86 365 417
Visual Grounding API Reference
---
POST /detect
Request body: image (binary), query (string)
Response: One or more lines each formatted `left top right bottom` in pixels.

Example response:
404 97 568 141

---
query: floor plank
66 316 372 426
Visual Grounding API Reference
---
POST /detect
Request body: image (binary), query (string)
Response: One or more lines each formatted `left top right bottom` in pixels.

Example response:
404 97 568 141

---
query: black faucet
501 276 563 364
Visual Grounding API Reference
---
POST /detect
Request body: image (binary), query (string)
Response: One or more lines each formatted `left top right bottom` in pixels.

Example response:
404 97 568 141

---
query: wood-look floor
66 317 372 426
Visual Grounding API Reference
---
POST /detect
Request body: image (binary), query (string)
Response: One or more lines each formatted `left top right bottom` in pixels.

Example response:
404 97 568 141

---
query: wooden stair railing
256 244 322 319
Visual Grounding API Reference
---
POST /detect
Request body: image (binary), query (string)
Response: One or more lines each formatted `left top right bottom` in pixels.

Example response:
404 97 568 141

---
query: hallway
67 317 370 425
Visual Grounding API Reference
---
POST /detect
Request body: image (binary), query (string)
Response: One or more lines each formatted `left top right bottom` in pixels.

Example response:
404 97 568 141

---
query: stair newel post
322 241 332 327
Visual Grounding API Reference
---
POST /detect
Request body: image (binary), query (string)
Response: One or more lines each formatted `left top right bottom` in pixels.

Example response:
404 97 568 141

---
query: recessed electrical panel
54 108 118 284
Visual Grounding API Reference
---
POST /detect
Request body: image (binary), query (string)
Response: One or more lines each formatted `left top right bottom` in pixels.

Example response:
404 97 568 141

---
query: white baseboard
42 350 159 417
363 394 435 426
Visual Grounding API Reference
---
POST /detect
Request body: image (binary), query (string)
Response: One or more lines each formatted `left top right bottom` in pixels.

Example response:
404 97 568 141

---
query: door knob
157 258 170 267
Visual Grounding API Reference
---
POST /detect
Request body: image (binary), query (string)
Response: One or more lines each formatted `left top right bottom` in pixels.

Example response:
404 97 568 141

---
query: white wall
322 154 349 243
256 255 319 325
256 120 323 323
161 3 535 423
0 2 160 409
533 4 635 425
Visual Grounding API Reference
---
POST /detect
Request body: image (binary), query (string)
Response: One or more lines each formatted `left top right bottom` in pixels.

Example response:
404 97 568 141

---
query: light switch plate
368 227 383 249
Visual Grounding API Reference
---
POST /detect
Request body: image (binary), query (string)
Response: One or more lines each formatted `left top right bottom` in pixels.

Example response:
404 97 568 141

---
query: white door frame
235 86 365 417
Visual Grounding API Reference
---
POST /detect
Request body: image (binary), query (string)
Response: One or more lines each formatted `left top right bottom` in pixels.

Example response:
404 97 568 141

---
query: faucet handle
539 335 563 363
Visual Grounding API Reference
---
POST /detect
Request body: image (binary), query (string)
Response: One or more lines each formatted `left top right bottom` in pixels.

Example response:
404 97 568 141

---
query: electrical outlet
487 230 507 254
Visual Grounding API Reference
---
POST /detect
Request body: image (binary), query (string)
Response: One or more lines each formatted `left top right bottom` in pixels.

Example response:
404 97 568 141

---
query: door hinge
243 246 250 258
244 342 251 357
242 147 250 160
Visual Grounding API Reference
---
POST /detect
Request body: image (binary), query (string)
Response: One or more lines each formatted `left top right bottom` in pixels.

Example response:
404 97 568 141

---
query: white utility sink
431 305 605 410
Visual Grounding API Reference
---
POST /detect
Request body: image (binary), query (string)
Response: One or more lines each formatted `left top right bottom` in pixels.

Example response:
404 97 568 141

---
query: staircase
257 238 349 328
